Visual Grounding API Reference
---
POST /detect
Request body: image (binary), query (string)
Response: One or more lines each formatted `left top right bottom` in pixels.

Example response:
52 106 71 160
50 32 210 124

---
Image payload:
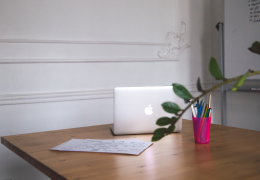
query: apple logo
144 105 153 115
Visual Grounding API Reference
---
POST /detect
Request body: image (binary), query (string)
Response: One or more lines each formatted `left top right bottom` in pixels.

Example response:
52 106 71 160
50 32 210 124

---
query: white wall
223 0 260 130
209 0 260 130
0 0 215 179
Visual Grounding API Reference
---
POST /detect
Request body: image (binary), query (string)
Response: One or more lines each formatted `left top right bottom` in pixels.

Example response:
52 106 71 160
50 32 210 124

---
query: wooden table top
2 120 260 180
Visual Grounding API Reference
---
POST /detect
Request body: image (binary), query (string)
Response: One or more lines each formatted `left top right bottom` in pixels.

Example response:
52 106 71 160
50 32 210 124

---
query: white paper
50 139 152 155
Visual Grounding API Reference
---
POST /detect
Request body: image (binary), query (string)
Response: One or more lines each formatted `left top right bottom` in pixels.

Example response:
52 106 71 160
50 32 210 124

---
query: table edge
1 137 67 180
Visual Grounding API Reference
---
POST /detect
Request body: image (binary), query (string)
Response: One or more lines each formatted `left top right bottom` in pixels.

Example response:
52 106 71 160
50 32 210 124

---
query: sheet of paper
50 139 152 155
51 139 142 151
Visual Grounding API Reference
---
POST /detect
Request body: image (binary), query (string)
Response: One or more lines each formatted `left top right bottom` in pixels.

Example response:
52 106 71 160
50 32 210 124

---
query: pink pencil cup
192 117 211 144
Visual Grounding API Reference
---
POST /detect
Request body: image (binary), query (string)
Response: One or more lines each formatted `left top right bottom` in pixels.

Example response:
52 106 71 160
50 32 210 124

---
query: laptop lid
112 86 183 135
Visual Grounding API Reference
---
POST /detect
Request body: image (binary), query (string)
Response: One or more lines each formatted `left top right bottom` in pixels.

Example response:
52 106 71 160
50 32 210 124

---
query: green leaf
231 72 249 91
162 102 182 114
171 117 178 125
209 57 224 80
152 128 167 142
167 117 178 134
156 117 178 126
172 83 193 100
156 117 172 126
248 41 260 55
167 125 176 134
196 77 204 92
152 135 165 142
153 128 168 136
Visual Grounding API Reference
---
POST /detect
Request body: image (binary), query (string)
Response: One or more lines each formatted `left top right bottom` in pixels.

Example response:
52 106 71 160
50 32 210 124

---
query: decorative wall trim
0 89 113 106
157 22 190 60
0 39 166 46
0 22 189 63
0 83 216 106
0 58 179 64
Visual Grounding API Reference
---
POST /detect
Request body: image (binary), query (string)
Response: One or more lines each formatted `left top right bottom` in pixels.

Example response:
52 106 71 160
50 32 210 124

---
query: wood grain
2 120 260 180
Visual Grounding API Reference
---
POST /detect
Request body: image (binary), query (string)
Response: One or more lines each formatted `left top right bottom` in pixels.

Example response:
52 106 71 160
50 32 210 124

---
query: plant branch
166 70 260 135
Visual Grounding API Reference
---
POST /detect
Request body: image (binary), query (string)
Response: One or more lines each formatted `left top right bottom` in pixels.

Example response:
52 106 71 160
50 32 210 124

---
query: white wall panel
0 0 178 42
0 62 190 94
0 0 215 179
0 43 173 60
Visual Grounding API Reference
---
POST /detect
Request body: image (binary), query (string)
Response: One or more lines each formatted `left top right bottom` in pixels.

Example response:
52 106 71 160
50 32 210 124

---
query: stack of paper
50 139 153 155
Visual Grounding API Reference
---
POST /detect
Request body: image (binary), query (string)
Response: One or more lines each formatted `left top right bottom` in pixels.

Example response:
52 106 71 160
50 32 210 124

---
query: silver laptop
111 86 183 135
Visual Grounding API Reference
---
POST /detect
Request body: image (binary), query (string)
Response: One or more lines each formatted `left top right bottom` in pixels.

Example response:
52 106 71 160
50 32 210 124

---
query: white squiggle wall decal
157 21 190 60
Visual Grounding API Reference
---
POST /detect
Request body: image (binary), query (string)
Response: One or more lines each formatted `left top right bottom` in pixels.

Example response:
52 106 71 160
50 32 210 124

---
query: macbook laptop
111 86 183 135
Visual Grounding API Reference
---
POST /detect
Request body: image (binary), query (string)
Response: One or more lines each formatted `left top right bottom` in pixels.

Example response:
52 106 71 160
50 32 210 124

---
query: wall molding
0 89 114 106
0 39 166 46
158 22 190 59
0 22 190 63
0 58 179 64
0 83 216 106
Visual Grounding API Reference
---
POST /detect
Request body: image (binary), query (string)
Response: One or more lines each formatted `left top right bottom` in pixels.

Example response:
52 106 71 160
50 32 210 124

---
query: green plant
152 41 260 142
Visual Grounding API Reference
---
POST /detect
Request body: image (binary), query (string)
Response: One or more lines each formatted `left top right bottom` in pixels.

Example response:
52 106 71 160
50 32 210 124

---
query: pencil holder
192 117 211 144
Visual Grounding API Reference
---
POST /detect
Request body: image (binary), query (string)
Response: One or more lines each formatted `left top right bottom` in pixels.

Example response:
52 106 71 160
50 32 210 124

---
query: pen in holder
192 117 211 144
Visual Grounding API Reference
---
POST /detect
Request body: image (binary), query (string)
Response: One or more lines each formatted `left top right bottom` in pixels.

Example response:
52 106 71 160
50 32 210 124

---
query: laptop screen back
113 86 183 135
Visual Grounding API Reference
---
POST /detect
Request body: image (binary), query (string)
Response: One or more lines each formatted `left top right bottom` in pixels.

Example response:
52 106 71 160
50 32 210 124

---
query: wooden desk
2 120 260 180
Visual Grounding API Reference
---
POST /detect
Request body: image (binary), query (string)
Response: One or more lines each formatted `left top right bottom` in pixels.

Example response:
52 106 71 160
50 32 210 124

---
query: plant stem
167 70 260 135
